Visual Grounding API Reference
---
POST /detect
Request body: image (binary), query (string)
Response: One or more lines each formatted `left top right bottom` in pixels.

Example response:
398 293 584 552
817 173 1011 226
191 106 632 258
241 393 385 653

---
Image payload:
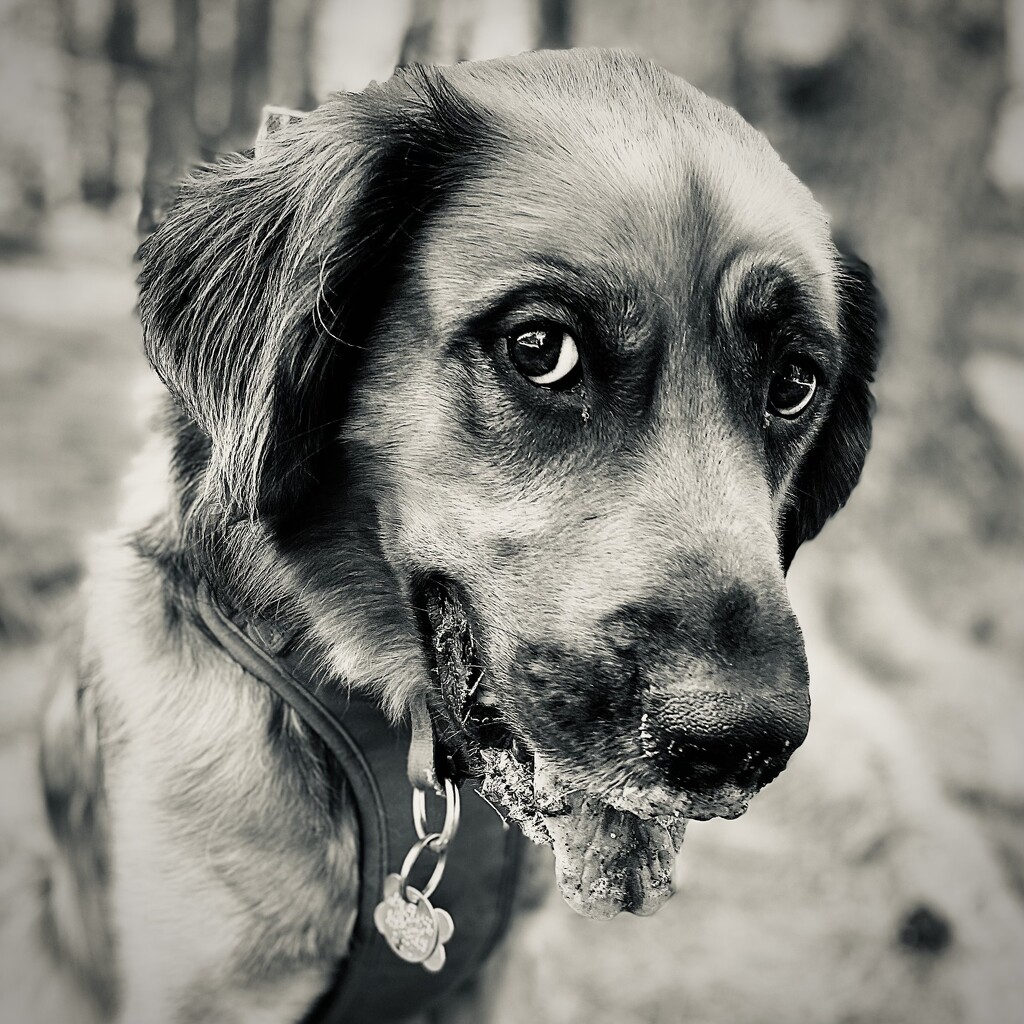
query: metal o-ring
399 832 449 900
412 777 461 851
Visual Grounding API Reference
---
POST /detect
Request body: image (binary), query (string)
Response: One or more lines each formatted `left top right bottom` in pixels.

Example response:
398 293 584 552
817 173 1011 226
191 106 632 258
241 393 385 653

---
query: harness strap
195 581 524 1023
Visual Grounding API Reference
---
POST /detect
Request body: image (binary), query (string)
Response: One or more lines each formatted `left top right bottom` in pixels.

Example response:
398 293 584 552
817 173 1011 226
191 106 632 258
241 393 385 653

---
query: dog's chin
479 747 689 919
417 577 697 919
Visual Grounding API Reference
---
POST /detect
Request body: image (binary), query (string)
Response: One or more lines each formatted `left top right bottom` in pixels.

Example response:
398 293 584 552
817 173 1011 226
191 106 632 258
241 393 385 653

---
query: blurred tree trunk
399 0 556 65
58 0 558 231
732 0 1020 632
537 0 572 48
55 0 122 206
134 0 318 232
139 0 199 232
225 0 273 149
573 0 744 101
268 0 320 112
400 0 475 64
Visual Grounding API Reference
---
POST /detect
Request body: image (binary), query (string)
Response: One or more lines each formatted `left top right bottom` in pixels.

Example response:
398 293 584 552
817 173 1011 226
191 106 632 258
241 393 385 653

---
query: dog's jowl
41 49 880 1023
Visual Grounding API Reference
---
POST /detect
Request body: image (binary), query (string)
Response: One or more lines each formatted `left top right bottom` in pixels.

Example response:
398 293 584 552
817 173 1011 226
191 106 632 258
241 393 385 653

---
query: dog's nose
641 685 809 796
621 580 810 802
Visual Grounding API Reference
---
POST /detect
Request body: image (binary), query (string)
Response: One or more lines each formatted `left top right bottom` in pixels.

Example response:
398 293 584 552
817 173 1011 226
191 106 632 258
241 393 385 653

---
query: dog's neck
129 396 429 718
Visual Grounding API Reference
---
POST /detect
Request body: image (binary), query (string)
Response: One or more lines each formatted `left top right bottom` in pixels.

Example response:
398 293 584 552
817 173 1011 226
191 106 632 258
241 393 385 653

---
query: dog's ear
780 247 883 569
138 68 488 527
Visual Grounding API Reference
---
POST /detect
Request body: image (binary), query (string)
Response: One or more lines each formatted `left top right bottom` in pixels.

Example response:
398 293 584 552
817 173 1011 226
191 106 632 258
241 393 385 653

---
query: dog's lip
413 573 534 773
601 778 752 821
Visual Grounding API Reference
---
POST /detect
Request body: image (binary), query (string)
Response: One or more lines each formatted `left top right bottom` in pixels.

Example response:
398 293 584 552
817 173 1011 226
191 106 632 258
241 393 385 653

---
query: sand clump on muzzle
482 749 687 918
424 581 687 918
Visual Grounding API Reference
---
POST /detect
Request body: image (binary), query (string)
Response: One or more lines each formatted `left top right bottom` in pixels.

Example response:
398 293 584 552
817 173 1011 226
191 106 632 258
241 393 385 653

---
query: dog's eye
767 358 817 418
508 327 580 387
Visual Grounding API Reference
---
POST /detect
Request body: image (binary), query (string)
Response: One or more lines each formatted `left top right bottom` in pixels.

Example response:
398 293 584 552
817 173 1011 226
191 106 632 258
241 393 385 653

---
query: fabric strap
195 581 524 1023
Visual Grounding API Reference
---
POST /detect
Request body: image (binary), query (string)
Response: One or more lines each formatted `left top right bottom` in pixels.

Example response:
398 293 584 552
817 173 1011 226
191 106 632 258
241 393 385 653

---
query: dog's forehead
417 53 838 331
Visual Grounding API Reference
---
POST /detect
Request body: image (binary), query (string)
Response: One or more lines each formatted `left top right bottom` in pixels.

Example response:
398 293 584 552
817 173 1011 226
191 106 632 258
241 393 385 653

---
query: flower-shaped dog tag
373 873 454 972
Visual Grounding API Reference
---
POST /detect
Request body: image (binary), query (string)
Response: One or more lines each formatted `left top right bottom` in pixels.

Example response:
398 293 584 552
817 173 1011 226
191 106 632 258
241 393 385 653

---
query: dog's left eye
508 327 581 388
767 358 818 418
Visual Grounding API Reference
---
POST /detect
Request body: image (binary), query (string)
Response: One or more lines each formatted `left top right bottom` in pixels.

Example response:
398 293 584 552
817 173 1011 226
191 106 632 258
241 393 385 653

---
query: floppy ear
138 68 489 529
780 248 883 569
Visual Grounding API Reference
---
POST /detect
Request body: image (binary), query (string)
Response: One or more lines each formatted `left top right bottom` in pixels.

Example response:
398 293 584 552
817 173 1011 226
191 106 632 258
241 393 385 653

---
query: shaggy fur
41 49 880 1023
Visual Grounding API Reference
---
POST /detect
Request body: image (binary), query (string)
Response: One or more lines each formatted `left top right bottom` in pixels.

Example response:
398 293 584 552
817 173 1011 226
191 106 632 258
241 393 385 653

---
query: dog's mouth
416 576 686 919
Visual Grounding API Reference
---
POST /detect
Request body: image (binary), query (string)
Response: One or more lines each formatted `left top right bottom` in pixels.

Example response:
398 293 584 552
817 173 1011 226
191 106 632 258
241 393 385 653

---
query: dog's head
140 50 880 918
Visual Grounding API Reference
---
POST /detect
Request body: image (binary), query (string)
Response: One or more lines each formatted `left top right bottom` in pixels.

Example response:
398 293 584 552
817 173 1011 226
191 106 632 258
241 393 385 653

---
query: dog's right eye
507 326 581 388
767 357 818 419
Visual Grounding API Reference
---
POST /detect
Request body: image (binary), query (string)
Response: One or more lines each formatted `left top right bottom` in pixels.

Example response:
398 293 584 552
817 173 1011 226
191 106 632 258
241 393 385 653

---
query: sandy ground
1 206 1023 1023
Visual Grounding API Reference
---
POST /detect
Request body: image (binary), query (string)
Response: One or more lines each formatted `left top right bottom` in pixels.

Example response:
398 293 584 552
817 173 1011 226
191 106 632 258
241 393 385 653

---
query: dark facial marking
717 258 837 440
512 638 640 757
709 582 763 655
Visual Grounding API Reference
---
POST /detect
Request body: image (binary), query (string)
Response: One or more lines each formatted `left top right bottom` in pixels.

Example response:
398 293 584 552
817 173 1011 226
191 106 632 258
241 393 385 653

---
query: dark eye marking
716 254 836 426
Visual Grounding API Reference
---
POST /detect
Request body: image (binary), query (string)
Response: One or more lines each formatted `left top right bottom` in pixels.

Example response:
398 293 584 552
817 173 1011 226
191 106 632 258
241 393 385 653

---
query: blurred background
1 0 1023 1021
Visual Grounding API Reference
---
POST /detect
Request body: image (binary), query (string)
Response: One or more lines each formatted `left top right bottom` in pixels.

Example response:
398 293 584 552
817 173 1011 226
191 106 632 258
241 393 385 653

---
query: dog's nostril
651 734 781 793
643 687 809 796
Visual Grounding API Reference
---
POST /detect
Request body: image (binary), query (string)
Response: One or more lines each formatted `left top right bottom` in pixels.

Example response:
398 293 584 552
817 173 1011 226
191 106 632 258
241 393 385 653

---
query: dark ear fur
138 66 490 528
781 248 883 569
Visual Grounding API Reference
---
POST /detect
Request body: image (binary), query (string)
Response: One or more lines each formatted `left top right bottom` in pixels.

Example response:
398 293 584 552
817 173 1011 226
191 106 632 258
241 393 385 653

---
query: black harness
196 582 524 1023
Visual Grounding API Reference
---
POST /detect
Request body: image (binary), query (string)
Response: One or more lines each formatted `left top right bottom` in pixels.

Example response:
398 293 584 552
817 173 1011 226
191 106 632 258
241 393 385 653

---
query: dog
39 48 880 1023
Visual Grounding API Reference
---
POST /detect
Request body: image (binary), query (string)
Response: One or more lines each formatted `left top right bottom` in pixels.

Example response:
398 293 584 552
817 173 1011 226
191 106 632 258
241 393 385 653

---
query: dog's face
140 51 880 918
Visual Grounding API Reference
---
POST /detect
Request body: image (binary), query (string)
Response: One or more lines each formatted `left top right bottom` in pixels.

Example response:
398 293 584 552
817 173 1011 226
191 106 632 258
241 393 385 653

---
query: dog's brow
456 256 621 322
524 252 613 285
717 254 836 359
